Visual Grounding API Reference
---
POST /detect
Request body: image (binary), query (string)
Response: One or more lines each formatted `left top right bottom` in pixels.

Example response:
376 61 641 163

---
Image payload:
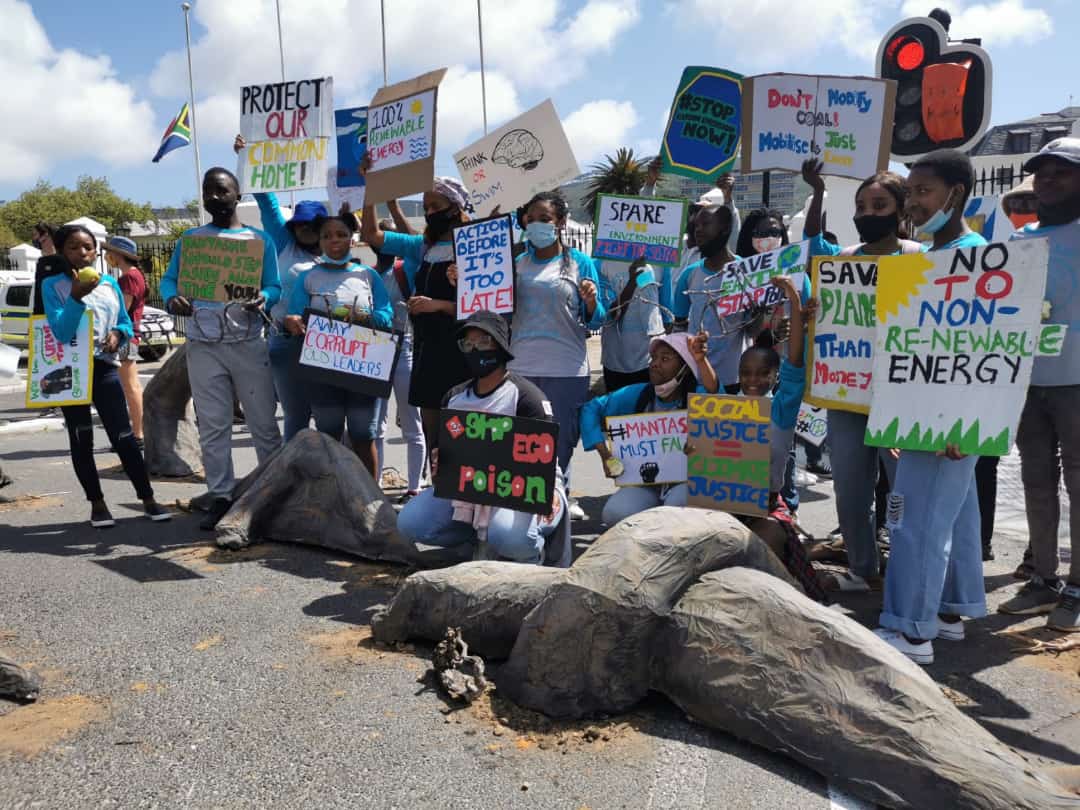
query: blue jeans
829 410 897 579
879 451 985 639
309 383 379 445
269 333 311 442
601 483 687 527
397 488 552 563
525 375 589 491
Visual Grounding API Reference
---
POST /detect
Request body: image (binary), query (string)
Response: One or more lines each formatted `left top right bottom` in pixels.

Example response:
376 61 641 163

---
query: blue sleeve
254 193 292 254
771 359 806 431
800 272 811 306
381 231 425 285
257 231 281 308
104 276 133 340
160 237 181 302
672 264 692 319
579 384 648 450
806 232 842 257
287 270 310 316
658 265 674 326
572 249 609 328
367 268 394 330
42 276 86 345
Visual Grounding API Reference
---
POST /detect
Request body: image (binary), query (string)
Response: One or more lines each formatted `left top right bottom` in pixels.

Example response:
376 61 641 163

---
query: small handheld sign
686 393 771 517
453 214 516 318
177 235 266 304
296 309 402 398
593 194 688 267
26 312 94 408
604 410 689 487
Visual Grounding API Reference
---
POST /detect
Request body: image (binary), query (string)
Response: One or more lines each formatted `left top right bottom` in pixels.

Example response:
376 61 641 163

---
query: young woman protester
510 191 611 520
36 225 169 527
581 331 716 525
361 167 472 466
800 158 923 592
397 311 568 565
284 214 393 477
873 149 987 665
102 236 147 448
599 256 671 391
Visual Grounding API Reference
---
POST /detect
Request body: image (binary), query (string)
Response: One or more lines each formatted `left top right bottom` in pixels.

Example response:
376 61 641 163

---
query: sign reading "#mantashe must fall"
238 76 334 194
604 410 688 487
454 214 515 318
865 239 1061 456
687 393 771 517
593 194 688 266
178 235 265 303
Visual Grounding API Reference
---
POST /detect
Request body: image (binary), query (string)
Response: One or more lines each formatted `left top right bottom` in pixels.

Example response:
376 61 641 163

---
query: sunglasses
752 227 785 238
457 335 497 352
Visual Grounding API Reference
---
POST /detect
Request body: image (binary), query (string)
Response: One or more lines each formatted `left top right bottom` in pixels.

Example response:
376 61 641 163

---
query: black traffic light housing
875 16 992 161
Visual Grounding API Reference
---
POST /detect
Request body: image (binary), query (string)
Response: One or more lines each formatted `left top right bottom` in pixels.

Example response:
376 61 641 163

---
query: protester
997 138 1080 632
36 225 169 527
599 256 670 391
32 222 57 256
874 149 987 664
801 158 922 591
103 236 147 447
509 190 610 520
397 311 566 563
360 167 471 465
161 167 282 530
735 207 789 259
581 331 716 525
284 214 393 477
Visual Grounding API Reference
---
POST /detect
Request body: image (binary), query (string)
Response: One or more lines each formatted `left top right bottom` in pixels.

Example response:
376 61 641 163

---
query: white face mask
654 366 687 398
752 236 782 253
919 189 957 236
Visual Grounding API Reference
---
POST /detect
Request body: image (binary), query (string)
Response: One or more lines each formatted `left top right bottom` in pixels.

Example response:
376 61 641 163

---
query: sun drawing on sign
410 99 423 115
837 387 848 399
876 253 933 323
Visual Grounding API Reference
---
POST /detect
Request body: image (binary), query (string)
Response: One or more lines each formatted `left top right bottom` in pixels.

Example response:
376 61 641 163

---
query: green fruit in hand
332 306 351 318
77 267 100 284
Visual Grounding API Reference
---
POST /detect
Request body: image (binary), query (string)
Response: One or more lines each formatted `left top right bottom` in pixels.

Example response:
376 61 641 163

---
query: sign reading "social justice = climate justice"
687 393 771 518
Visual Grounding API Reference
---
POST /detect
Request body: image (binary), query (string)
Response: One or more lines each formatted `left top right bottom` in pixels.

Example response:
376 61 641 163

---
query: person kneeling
581 331 717 526
397 311 566 565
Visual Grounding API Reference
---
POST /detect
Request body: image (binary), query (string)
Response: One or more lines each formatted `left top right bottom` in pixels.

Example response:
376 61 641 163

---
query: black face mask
425 207 457 235
1037 194 1080 226
205 198 236 219
853 212 899 244
464 349 502 378
699 232 731 258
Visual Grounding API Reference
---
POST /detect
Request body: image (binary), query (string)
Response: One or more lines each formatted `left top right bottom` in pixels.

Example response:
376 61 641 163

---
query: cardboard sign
805 255 878 413
687 394 771 517
435 410 560 516
453 214 515 318
177 235 265 303
26 313 93 408
604 410 688 487
795 403 828 448
327 165 366 213
593 194 688 267
963 195 1013 243
334 106 368 188
661 66 742 179
454 99 580 215
865 240 1061 456
238 76 334 194
296 311 402 398
364 68 446 205
740 73 895 180
712 241 808 317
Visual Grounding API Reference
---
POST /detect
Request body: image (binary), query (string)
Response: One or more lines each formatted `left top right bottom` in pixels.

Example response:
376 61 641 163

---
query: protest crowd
14 7 1079 685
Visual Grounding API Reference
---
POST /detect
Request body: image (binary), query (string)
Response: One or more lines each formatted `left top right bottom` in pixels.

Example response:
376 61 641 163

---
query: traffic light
875 16 992 161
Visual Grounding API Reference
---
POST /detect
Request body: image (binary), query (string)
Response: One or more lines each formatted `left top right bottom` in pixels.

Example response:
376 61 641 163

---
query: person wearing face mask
161 167 282 531
801 158 923 593
735 208 788 258
284 214 393 477
872 149 987 666
581 331 717 526
510 191 611 521
396 311 569 565
995 137 1080 633
361 166 472 464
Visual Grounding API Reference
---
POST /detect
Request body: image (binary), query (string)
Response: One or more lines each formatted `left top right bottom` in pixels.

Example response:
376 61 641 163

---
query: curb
0 417 66 435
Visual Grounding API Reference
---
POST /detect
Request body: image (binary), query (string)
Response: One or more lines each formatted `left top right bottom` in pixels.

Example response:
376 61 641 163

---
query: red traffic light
887 35 925 71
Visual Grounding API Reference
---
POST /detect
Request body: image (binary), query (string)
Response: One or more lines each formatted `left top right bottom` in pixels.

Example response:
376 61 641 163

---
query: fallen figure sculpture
371 507 1080 810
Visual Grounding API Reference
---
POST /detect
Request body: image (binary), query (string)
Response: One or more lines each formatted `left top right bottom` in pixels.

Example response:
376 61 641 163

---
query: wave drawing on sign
409 137 429 160
492 129 544 171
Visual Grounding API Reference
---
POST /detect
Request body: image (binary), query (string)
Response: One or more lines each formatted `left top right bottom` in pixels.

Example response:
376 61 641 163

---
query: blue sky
3 0 1075 208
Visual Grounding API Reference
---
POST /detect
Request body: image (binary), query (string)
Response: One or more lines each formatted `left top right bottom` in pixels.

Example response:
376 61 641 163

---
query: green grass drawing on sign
865 418 1010 455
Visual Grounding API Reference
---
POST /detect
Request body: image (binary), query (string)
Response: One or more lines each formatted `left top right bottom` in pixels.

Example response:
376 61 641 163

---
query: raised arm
387 200 416 235
800 159 826 239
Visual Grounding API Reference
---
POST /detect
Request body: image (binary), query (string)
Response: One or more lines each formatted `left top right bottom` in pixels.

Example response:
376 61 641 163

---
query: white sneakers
936 618 965 641
873 628 933 665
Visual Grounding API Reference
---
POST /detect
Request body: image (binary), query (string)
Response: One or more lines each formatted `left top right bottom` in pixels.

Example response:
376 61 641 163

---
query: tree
582 148 651 219
0 176 154 242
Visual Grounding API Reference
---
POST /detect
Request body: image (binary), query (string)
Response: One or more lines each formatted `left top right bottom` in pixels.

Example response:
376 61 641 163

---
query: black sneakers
90 505 115 528
199 498 232 531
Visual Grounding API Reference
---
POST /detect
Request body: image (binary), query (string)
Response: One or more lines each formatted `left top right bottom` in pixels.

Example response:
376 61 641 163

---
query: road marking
828 783 876 810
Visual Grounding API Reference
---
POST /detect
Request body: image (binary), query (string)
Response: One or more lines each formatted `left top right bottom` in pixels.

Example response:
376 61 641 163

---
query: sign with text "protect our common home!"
687 393 771 518
593 194 688 267
453 215 515 318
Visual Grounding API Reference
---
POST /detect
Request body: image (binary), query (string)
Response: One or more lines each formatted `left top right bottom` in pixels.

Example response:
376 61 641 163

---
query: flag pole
380 0 388 86
477 0 488 134
274 0 295 208
181 3 205 225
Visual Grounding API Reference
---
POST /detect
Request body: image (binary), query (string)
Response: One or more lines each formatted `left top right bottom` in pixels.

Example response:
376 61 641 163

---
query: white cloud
563 100 640 165
0 0 158 183
900 0 1051 46
434 67 522 149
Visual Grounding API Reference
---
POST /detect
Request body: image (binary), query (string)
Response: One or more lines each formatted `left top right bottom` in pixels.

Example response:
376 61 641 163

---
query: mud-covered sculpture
141 344 203 477
0 654 41 702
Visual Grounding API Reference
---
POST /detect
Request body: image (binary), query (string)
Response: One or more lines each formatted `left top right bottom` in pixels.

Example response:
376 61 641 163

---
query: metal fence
134 240 184 336
972 162 1028 197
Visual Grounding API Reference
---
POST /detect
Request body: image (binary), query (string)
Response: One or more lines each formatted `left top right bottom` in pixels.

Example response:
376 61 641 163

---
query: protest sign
364 68 446 205
592 194 687 266
866 240 1061 456
454 99 580 214
453 215 515 318
435 410 560 516
963 195 1013 243
795 403 828 448
238 76 333 194
686 393 771 517
604 410 688 487
740 73 895 180
296 311 401 398
334 106 368 188
327 165 366 213
710 241 808 317
26 313 93 408
805 255 878 413
661 66 742 180
177 235 265 303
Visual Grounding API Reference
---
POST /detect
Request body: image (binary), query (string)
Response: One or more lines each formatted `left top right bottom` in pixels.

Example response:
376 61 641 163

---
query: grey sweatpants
187 338 281 498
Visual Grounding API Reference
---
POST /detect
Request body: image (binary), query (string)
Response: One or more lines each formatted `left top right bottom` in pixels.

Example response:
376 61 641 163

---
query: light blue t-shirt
599 261 670 374
1011 220 1080 386
286 260 393 331
41 273 132 366
254 192 319 326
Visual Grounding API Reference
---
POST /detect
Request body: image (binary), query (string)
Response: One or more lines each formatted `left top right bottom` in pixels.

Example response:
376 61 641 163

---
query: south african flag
151 103 192 163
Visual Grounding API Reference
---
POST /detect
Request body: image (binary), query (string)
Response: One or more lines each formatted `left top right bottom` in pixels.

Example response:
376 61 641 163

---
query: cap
649 333 701 381
694 188 726 209
1023 137 1080 173
103 235 140 261
289 200 329 224
457 310 513 361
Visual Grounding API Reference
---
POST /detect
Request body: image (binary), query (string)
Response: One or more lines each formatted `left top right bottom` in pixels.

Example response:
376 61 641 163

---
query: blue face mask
525 221 558 249
919 189 957 236
319 253 351 266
